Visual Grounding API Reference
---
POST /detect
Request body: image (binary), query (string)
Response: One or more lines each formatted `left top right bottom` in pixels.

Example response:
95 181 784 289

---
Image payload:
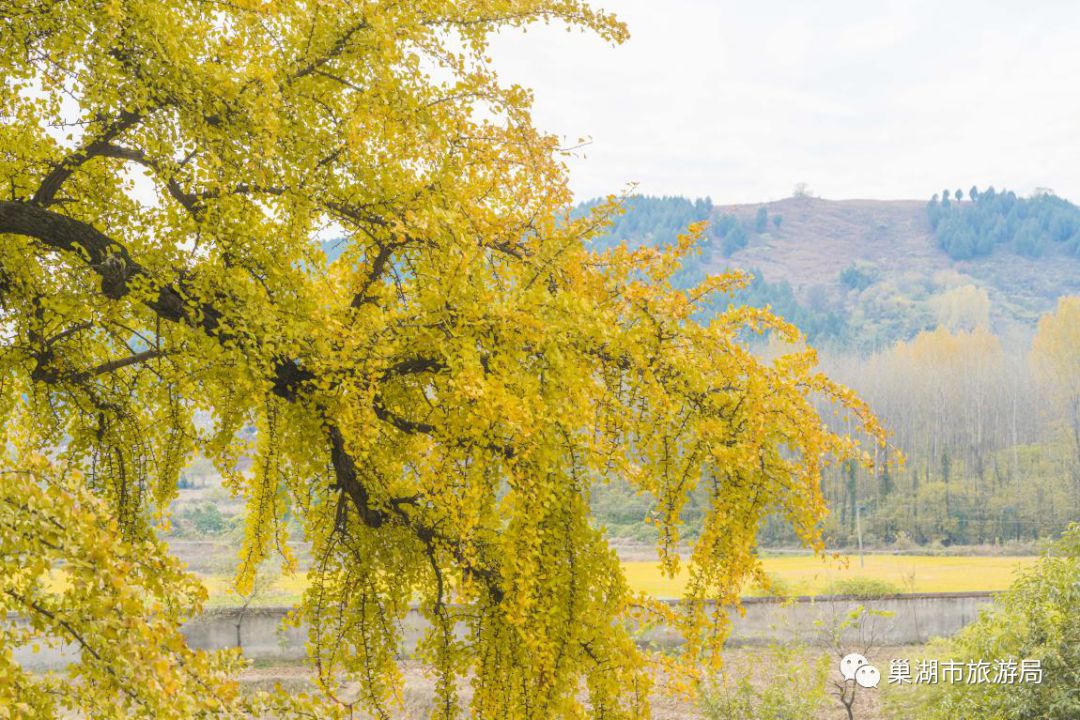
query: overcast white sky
488 0 1080 204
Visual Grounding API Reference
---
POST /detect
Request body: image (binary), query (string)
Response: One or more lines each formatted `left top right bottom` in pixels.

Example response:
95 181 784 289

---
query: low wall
11 592 996 671
646 591 994 647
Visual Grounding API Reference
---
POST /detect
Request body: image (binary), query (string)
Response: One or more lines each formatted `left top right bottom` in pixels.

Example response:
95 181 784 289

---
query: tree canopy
928 186 1080 260
0 2 881 718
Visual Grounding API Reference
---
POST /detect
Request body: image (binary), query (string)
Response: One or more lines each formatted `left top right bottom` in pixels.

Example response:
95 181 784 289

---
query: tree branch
290 21 370 81
0 201 313 396
32 112 141 208
33 349 166 385
1 200 511 604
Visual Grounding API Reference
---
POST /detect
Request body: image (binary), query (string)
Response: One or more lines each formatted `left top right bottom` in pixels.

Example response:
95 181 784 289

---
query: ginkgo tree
0 1 883 718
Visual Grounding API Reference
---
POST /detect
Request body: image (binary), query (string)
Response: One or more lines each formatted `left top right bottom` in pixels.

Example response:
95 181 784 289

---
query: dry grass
622 554 1037 599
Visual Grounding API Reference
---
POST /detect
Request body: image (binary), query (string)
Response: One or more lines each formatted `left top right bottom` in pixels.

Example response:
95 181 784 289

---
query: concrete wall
645 592 995 648
183 607 310 660
9 592 996 671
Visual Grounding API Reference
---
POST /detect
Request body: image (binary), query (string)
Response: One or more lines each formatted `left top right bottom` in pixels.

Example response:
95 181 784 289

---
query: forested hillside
929 187 1080 259
580 193 1080 548
574 192 1080 351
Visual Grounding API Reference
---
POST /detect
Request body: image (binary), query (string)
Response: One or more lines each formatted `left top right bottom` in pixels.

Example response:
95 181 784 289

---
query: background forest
580 191 1080 548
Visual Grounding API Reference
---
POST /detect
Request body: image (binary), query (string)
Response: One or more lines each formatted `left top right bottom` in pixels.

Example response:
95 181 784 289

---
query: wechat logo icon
840 653 881 689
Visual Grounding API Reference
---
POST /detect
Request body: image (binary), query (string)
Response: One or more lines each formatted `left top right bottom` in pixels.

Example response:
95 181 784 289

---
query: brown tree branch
1 199 511 604
32 112 141 208
32 349 165 385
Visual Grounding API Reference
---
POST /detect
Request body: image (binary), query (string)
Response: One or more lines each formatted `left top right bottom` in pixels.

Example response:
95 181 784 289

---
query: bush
914 524 1080 719
700 643 830 720
824 577 900 599
755 206 769 233
839 262 878 291
184 502 229 536
757 571 796 599
721 222 748 256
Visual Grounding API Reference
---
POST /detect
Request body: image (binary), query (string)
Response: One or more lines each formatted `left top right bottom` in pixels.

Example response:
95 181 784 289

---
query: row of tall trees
596 300 1079 549
577 195 1079 547
808 299 1080 546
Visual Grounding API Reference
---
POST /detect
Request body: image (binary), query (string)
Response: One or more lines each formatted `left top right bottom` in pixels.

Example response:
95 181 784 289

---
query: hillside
717 196 937 291
577 193 1080 549
580 194 1080 350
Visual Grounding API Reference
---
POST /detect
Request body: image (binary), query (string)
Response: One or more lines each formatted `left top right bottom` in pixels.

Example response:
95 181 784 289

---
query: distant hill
574 193 1080 351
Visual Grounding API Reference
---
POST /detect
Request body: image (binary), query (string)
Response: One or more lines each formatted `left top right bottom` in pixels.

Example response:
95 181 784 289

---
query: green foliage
573 195 765 274
754 206 769 234
824 577 900 599
699 643 830 720
915 524 1080 719
728 271 849 346
575 195 713 252
757 571 796 599
181 502 230 536
844 442 1078 548
588 481 656 541
571 192 1080 552
575 196 938 352
720 221 749 256
839 262 878 291
570 192 1078 557
928 186 1080 260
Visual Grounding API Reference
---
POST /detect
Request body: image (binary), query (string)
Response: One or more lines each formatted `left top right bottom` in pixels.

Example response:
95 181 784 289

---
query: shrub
824 577 901 599
914 524 1080 719
839 263 878 291
755 206 769 233
700 643 830 720
184 502 229 536
757 571 796 599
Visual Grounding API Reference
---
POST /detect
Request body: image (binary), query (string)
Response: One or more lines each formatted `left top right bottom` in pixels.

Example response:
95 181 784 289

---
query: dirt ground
240 661 700 720
240 645 928 719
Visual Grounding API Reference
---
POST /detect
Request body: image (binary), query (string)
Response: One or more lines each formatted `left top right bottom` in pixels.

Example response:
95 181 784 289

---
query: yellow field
197 554 1038 605
200 573 310 607
622 554 1039 598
